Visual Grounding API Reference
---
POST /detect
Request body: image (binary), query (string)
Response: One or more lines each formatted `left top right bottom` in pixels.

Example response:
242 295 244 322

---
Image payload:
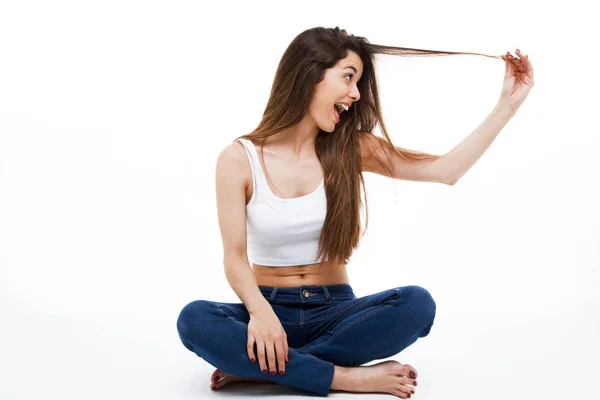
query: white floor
2 305 598 400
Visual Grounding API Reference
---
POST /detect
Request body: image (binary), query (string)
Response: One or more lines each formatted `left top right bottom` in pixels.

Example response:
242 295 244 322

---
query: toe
211 369 224 384
399 375 416 387
403 364 418 379
214 377 226 389
394 388 412 399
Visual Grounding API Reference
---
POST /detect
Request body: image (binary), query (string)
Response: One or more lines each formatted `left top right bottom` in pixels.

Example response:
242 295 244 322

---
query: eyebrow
344 66 358 74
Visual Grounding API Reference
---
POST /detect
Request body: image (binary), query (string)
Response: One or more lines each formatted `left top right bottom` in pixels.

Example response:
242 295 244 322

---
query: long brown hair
235 26 500 267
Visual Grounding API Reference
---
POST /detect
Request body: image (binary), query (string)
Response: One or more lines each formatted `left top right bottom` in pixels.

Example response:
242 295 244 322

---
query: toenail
409 371 416 379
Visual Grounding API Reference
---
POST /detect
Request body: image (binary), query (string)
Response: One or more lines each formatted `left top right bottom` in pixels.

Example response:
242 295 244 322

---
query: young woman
176 26 533 398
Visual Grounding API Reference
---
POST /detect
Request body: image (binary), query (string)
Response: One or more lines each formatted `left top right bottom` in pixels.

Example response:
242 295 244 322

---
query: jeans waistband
258 284 355 305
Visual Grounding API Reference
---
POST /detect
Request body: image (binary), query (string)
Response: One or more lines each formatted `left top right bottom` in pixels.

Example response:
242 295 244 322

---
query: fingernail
271 371 275 375
414 380 418 386
251 358 255 363
411 390 415 394
280 370 284 375
262 368 267 373
409 371 416 379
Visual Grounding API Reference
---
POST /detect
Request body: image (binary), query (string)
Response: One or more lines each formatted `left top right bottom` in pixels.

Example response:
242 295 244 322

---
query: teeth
335 103 349 112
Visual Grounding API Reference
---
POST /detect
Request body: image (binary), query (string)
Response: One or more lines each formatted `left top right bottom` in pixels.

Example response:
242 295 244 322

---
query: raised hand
500 49 535 113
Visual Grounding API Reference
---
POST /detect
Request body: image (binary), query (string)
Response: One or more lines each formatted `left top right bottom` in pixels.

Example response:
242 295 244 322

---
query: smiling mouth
332 105 340 122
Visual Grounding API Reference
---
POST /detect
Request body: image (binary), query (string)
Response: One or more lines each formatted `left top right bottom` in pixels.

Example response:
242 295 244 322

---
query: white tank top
237 138 328 266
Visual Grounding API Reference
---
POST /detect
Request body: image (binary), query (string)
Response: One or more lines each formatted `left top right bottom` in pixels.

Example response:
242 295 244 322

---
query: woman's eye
345 74 354 81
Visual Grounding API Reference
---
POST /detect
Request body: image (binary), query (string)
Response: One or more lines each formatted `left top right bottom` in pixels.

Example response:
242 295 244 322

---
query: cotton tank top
237 138 328 267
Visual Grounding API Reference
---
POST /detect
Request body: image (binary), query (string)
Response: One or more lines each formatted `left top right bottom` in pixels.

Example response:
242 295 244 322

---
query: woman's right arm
223 257 271 315
215 141 271 315
215 141 290 375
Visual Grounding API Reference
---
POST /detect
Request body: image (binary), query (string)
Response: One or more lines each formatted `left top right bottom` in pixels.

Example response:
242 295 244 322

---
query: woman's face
308 50 363 132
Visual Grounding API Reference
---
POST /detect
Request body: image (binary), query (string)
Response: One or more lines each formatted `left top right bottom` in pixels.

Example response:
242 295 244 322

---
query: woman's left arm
441 49 534 185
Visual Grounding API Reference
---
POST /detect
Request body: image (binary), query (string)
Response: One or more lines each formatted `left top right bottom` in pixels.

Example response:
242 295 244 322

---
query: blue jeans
176 284 436 397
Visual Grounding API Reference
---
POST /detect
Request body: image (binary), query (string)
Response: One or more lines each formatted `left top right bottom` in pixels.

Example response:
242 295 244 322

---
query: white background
1 0 598 399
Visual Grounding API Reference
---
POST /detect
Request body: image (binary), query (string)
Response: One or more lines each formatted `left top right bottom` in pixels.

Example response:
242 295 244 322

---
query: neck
266 116 320 159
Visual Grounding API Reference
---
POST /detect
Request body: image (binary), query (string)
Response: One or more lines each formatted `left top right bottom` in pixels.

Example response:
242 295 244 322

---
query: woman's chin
321 124 335 133
321 117 337 132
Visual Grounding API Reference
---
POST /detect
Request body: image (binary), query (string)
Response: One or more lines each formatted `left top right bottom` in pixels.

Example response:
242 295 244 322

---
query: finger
247 336 256 363
513 50 527 73
506 51 522 66
507 51 520 67
528 58 534 85
506 51 524 76
275 340 285 375
266 340 277 375
256 338 268 374
284 336 289 363
516 48 534 85
510 49 530 75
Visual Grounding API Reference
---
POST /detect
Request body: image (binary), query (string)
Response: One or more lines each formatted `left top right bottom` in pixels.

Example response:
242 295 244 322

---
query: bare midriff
252 259 350 288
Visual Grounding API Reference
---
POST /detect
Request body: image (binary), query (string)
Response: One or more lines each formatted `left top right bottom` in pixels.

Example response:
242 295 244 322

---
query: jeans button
302 290 309 297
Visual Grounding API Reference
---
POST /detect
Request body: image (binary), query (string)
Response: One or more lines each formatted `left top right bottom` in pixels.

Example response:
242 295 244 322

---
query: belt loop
322 286 331 300
269 288 278 302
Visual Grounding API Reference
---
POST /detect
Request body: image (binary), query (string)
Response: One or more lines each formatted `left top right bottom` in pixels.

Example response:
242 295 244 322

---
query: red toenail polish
409 371 416 379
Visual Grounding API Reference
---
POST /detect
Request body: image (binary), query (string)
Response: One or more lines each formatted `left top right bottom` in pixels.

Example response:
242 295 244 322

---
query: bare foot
210 368 275 391
331 360 418 398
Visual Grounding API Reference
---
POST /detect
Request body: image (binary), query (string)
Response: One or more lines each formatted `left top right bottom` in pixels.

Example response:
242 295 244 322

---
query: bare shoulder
220 139 248 165
217 139 252 192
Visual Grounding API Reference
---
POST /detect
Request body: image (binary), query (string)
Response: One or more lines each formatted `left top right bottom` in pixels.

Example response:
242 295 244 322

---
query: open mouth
332 103 348 122
333 105 340 122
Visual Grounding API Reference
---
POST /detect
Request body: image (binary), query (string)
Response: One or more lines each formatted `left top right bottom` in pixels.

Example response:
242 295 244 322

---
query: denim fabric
176 284 436 397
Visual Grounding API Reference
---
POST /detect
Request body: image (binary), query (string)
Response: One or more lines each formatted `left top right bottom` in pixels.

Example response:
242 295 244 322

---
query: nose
350 84 360 102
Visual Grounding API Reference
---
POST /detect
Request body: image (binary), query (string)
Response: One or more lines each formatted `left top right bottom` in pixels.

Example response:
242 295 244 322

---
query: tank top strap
238 138 271 205
240 137 269 178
